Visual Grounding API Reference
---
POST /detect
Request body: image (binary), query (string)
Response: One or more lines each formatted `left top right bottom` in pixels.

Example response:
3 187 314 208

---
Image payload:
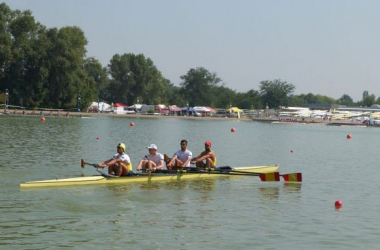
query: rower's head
204 141 211 150
180 139 188 150
117 143 126 152
147 144 158 154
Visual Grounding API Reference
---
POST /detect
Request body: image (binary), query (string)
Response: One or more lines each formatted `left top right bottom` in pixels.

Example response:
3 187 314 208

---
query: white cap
147 144 158 150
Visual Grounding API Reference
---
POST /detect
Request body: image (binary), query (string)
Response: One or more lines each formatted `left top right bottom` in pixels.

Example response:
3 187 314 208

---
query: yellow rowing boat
20 165 279 188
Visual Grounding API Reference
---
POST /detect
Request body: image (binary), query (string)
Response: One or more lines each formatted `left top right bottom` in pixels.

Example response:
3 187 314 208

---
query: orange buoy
347 134 352 139
130 122 135 127
231 127 236 133
335 200 343 208
40 117 46 122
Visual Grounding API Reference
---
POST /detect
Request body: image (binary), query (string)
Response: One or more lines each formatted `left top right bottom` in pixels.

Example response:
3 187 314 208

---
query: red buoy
40 117 46 122
96 137 100 140
347 134 352 139
290 150 294 153
130 122 135 127
231 127 236 133
335 200 343 208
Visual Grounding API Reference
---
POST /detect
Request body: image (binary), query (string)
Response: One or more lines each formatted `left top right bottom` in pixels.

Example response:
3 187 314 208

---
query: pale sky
4 0 380 101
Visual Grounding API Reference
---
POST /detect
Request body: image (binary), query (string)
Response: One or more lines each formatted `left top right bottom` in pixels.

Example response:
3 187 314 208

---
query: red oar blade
259 172 280 181
81 159 85 168
282 173 302 182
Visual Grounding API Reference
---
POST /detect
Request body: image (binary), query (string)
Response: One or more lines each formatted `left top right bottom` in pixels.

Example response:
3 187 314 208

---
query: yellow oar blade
282 173 302 182
259 172 280 181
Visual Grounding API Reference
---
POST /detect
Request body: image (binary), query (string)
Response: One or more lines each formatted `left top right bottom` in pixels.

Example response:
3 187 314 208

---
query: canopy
114 103 127 107
205 107 216 113
193 106 211 112
90 102 111 109
229 107 243 113
128 104 143 109
168 105 182 112
162 105 182 112
182 107 195 112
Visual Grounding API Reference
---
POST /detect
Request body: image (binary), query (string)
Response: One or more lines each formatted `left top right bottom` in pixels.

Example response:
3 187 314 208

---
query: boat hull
20 165 279 188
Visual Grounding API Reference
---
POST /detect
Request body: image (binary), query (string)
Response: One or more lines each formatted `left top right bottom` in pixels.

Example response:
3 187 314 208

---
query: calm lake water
1 115 379 249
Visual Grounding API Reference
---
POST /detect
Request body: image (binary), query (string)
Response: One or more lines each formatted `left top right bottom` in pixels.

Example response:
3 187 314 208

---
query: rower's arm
196 152 212 162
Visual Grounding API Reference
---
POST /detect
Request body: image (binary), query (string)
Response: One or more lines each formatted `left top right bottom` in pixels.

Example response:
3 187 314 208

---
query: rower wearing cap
98 143 133 176
136 144 165 173
191 141 217 169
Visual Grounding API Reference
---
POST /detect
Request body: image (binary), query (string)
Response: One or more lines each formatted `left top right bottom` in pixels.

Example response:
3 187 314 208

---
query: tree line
1 3 379 111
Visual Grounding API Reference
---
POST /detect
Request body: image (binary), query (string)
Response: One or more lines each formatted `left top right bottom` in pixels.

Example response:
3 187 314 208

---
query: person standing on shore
166 139 192 170
191 141 217 168
98 143 133 176
136 144 165 173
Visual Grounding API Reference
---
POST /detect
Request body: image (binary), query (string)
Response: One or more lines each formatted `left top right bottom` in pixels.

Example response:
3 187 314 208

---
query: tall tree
180 67 221 106
108 53 168 105
83 57 109 103
259 79 295 109
362 94 376 107
44 26 88 109
337 94 354 106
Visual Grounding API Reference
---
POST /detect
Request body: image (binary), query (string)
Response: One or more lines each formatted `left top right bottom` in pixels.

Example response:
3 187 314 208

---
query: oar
259 172 303 182
81 159 119 178
281 173 302 182
216 168 302 182
81 159 99 168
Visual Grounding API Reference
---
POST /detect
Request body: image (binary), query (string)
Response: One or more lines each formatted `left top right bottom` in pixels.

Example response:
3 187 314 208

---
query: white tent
89 102 111 111
193 106 211 112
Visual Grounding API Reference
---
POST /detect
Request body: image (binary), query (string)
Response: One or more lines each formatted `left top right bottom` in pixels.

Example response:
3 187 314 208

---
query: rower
166 139 192 170
191 141 217 169
98 143 133 176
136 144 164 173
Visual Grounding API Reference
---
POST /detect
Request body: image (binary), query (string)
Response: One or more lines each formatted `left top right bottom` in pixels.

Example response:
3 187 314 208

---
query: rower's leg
147 160 157 172
167 157 176 170
118 163 130 177
108 164 116 175
196 161 205 168
176 159 184 169
205 158 214 168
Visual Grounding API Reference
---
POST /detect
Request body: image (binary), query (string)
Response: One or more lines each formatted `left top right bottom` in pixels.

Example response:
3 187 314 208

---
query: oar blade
282 173 302 182
259 172 280 181
81 159 85 168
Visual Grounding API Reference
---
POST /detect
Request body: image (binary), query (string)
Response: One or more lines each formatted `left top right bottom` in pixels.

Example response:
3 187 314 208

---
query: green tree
0 3 13 85
234 90 262 109
259 79 295 109
288 95 307 107
0 4 49 108
210 85 236 108
337 94 354 106
362 90 369 100
44 26 88 109
362 94 376 107
83 57 109 103
108 53 168 105
165 82 187 106
180 67 221 106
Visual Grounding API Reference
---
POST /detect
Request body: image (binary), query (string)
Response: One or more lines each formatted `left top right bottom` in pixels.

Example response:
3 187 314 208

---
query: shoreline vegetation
1 109 374 127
